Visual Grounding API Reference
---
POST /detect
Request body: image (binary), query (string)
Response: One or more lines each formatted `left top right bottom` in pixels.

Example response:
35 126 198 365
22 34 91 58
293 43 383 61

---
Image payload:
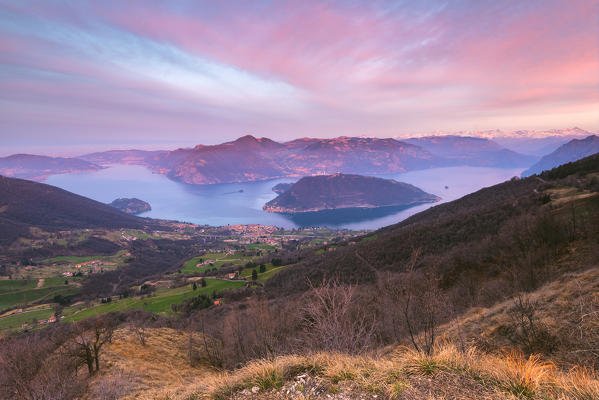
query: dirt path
36 278 44 288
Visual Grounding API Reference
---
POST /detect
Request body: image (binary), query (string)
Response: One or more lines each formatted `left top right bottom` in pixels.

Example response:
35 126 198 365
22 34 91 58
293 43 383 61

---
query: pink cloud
0 0 597 145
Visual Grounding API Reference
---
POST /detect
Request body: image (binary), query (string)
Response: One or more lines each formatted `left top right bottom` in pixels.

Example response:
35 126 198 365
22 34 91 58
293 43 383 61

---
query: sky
0 0 598 155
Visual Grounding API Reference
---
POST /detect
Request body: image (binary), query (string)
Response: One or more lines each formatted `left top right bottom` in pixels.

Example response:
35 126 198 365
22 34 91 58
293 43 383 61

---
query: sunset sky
0 0 598 154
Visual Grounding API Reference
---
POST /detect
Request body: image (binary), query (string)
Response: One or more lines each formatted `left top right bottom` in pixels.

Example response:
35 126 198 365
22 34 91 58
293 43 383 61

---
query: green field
0 284 77 311
63 278 243 322
0 308 55 331
181 252 256 274
0 279 38 293
256 265 287 282
239 264 287 283
0 277 81 294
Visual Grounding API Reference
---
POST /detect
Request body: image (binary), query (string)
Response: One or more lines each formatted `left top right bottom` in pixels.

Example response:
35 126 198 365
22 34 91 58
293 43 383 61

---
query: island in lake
108 198 152 215
263 173 440 213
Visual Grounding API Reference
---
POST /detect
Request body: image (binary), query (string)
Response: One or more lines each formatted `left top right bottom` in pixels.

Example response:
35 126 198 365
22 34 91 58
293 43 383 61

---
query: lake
46 165 524 230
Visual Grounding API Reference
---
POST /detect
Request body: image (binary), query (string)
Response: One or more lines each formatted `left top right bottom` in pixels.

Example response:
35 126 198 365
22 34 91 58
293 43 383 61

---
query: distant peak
237 134 258 142
230 135 282 147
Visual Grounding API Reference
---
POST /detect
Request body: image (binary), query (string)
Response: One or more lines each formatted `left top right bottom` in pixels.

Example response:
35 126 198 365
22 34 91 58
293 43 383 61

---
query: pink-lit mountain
79 134 535 185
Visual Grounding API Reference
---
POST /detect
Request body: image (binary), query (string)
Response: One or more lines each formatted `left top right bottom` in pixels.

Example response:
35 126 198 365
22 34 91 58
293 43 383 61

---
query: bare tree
300 277 378 353
506 294 556 354
66 317 116 376
380 250 447 355
195 310 224 368
222 307 250 366
135 326 147 346
187 319 201 367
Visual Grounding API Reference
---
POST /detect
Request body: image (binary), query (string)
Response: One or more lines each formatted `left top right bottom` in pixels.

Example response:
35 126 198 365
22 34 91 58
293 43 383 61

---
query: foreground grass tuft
152 343 599 400
492 352 555 398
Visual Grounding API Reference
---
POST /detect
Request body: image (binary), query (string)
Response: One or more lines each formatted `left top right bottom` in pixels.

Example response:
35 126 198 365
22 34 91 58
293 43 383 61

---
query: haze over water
46 165 524 230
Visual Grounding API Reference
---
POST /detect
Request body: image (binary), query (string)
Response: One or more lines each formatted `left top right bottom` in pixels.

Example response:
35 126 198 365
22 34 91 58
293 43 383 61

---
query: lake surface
46 165 524 230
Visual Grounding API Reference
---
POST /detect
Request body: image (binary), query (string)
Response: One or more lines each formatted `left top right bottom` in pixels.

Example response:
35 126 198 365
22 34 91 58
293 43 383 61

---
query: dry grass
555 367 599 400
84 327 216 400
438 259 599 367
488 352 555 398
86 256 599 399
88 334 599 399
161 342 598 399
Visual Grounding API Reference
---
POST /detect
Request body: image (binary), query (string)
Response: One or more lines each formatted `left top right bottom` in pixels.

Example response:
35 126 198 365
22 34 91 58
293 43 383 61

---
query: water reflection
277 202 438 227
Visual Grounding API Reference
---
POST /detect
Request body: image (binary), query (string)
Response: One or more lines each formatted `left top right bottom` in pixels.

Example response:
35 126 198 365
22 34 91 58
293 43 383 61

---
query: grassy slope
119 338 598 400
438 245 599 367
0 280 78 311
87 328 216 400
239 264 287 283
0 308 54 330
64 278 243 321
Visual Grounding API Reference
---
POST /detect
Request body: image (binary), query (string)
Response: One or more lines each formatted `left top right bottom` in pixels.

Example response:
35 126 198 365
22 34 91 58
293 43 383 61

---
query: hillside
521 135 599 177
263 173 439 213
0 154 102 181
266 153 599 304
0 175 150 245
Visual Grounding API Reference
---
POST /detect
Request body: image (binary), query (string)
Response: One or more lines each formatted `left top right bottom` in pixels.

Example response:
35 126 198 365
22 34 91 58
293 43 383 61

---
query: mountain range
521 135 599 177
4 129 596 186
77 134 536 185
408 127 594 156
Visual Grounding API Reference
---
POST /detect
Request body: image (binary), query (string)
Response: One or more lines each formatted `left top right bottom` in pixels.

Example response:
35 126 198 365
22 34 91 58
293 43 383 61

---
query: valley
0 219 362 333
